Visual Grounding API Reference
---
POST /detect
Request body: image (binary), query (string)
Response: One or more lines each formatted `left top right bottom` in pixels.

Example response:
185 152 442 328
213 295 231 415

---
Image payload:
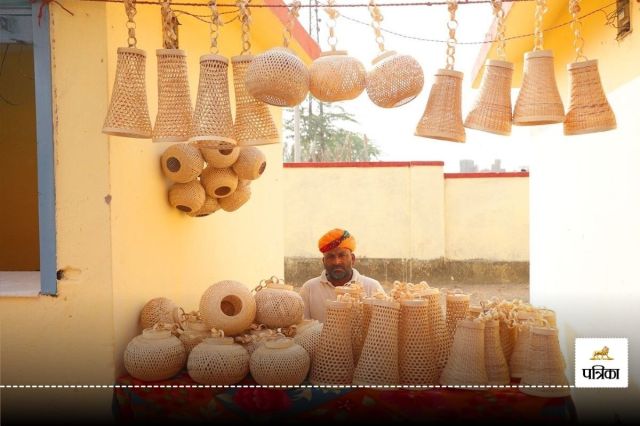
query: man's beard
328 266 351 281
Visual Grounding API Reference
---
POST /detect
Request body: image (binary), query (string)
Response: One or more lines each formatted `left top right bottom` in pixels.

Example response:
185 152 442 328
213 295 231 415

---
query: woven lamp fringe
564 59 616 135
513 50 565 125
464 60 514 136
161 143 204 183
103 47 152 138
366 51 424 108
415 69 466 142
310 51 366 102
168 180 206 214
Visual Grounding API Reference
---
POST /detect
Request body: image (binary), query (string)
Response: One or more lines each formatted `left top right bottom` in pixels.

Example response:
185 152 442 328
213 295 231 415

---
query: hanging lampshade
309 51 366 102
464 60 514 136
190 54 236 149
200 146 240 169
187 195 220 218
200 167 238 199
160 143 204 183
231 55 280 146
168 180 206 214
219 185 251 212
366 51 424 108
513 50 564 125
416 69 466 142
232 147 266 181
564 60 616 135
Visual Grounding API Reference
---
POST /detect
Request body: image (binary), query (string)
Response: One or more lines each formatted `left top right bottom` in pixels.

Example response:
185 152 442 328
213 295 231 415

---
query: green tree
283 101 381 162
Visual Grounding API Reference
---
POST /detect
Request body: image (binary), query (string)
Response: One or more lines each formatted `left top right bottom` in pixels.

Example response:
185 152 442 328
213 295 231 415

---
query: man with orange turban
299 228 385 323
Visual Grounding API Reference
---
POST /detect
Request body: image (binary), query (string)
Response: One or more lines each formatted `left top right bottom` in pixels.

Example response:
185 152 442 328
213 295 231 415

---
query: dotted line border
0 384 576 389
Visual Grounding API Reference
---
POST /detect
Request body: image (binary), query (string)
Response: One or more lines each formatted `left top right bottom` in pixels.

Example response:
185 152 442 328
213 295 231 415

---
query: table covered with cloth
113 372 577 424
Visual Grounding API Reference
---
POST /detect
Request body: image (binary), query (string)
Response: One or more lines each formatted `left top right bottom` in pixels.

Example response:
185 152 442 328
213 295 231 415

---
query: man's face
322 247 355 282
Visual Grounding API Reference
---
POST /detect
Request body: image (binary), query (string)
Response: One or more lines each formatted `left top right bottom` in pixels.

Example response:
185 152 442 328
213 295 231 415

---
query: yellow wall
0 43 39 270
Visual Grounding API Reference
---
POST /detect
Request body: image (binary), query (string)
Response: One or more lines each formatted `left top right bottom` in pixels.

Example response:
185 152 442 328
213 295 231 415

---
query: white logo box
575 338 628 388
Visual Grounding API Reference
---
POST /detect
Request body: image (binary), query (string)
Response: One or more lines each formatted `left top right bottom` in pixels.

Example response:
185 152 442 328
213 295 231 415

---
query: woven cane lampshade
124 327 186 381
399 299 435 385
201 146 240 169
191 55 236 149
310 51 366 102
484 319 510 385
200 167 238 199
168 180 206 214
232 147 266 180
564 60 616 135
250 337 310 385
366 51 424 108
187 334 250 384
161 143 204 183
235 325 276 356
292 319 323 360
187 195 220 217
199 280 256 336
179 316 211 356
416 69 466 142
255 281 304 328
465 60 514 135
500 318 518 363
424 288 448 381
445 292 470 343
440 319 489 385
219 185 251 212
140 297 182 330
509 311 535 378
520 327 571 397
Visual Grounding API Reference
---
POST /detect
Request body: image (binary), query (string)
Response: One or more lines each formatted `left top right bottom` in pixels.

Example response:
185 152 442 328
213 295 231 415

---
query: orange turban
318 229 356 253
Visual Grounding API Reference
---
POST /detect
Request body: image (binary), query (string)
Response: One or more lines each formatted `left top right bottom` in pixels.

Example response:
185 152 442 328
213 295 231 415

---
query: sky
285 1 534 172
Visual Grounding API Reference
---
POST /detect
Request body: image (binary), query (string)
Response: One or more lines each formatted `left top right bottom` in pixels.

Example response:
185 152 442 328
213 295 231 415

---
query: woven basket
509 312 535 378
564 59 616 135
168 180 206 214
191 54 236 149
464 60 514 136
440 319 488 385
309 300 354 385
250 337 310 385
124 327 186 381
232 147 266 181
292 319 323 360
415 69 466 142
353 299 401 385
140 297 182 330
103 47 152 138
513 50 565 125
200 146 240 169
366 51 424 108
161 143 204 183
199 280 256 336
187 195 220 217
445 292 470 344
245 47 309 107
152 49 193 142
255 282 304 328
519 327 571 397
399 299 434 385
200 167 238 199
179 319 210 356
484 319 510 385
187 336 249 384
219 185 251 212
309 51 366 102
231 55 280 146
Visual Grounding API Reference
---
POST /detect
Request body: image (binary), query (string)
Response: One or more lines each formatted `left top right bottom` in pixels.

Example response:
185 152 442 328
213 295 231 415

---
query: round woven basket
103 47 152 138
366 51 424 108
292 319 323 360
168 180 206 214
255 282 304 328
309 51 366 102
250 337 310 385
484 319 510 385
187 195 220 217
161 143 204 183
439 319 488 385
232 147 266 181
187 336 249 384
124 327 186 381
200 167 238 199
245 47 309 107
200 146 240 169
140 297 182 330
399 299 435 385
218 185 251 212
199 280 256 336
152 49 193 142
519 327 571 397
415 69 466 142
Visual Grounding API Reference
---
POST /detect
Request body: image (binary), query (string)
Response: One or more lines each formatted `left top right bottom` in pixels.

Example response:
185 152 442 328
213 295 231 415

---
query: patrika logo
576 338 628 388
590 346 614 360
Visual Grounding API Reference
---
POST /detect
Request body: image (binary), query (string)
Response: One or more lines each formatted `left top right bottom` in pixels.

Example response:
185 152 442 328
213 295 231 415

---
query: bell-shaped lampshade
415 69 466 142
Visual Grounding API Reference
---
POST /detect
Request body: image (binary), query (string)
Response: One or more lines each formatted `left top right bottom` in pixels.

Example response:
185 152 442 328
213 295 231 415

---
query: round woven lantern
168 180 206 214
187 195 220 217
140 297 182 330
250 337 310 385
218 185 251 212
366 51 424 108
161 143 204 183
245 47 309 107
519 326 571 397
440 319 488 385
200 167 238 199
309 51 366 102
124 327 186 381
292 319 323 360
187 334 250 384
232 147 266 181
199 280 256 336
255 281 304 328
415 69 466 142
200 146 240 169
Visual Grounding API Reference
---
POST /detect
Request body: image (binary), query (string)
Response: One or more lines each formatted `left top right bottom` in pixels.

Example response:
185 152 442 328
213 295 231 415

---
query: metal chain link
124 0 137 48
368 0 385 53
283 1 301 48
325 0 340 51
445 0 458 70
209 1 223 54
237 0 251 54
533 0 547 51
491 0 506 60
569 0 587 61
161 0 178 49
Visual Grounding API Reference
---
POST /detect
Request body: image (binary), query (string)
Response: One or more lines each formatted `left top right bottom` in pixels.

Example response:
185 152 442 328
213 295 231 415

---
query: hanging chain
124 0 137 48
533 0 547 51
325 0 339 51
209 1 222 54
368 0 385 53
283 1 301 49
445 0 458 70
237 0 251 54
569 0 587 61
161 0 178 49
491 0 506 60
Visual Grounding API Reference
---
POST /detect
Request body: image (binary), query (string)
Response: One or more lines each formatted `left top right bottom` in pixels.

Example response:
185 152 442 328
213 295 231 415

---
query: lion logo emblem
590 346 614 360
